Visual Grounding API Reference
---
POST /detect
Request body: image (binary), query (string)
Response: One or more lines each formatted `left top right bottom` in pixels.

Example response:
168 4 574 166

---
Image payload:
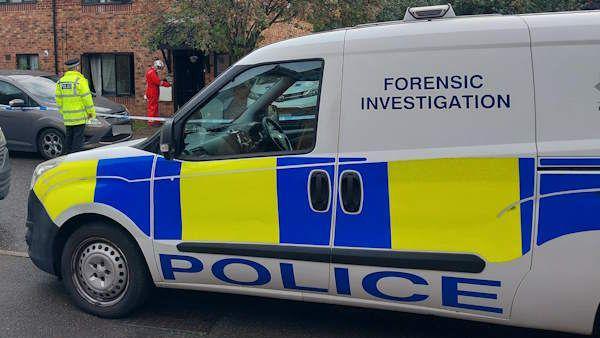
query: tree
306 0 599 31
380 0 600 21
145 0 302 62
304 0 384 31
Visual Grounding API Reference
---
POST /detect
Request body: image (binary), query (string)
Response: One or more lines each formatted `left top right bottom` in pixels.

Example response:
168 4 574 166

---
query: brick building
0 0 310 116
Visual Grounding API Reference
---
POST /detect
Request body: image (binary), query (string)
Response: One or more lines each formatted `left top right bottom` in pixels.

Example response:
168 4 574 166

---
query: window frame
81 0 131 5
174 58 325 162
81 52 135 97
16 54 39 71
0 0 36 4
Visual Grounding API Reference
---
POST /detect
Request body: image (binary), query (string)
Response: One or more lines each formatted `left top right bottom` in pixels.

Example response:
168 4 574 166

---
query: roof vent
404 4 456 21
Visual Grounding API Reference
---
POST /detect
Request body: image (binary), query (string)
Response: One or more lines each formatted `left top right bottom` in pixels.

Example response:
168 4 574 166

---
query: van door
152 58 341 297
331 16 536 319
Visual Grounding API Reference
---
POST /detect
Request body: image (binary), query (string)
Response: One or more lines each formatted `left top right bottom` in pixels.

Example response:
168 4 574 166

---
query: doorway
173 50 205 110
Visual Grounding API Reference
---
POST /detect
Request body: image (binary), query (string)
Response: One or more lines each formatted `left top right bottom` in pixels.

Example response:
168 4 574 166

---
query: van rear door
332 16 536 319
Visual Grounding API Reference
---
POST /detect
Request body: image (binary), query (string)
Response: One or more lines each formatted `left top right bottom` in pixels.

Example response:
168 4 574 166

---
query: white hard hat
154 60 164 69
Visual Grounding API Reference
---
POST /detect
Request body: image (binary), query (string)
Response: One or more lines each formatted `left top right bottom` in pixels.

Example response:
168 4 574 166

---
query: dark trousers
65 124 86 154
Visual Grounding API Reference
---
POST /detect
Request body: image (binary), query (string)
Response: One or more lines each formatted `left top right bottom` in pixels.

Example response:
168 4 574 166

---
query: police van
26 5 600 334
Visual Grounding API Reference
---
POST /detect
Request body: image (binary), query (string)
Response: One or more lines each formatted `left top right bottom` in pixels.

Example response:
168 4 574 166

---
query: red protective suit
145 66 171 126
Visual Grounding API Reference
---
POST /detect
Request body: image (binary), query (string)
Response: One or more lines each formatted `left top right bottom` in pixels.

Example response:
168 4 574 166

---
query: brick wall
55 0 175 117
0 1 54 71
0 0 311 117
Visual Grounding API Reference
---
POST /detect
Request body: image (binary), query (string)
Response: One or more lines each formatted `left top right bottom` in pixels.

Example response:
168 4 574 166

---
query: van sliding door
331 16 536 319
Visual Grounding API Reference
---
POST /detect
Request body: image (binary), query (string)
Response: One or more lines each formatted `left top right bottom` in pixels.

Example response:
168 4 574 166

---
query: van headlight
31 158 63 189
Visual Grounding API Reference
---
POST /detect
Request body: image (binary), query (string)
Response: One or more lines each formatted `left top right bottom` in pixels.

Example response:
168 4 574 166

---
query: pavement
0 153 584 338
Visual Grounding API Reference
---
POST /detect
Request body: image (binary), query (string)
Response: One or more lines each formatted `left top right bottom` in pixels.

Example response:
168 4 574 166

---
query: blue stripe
96 155 154 180
518 158 535 254
95 156 153 236
540 174 600 195
277 157 334 166
277 165 333 245
334 162 391 249
154 158 182 240
339 157 367 163
537 192 600 245
540 158 600 166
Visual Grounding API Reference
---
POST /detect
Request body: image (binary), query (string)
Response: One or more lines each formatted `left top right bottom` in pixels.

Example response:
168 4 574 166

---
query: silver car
0 70 132 159
0 127 9 200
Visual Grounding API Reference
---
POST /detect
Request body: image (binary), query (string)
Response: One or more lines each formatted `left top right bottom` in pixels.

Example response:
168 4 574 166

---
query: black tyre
60 222 152 318
38 128 65 159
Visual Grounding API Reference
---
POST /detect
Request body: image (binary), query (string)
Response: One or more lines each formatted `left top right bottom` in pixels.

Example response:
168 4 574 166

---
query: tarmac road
0 152 40 253
0 153 584 338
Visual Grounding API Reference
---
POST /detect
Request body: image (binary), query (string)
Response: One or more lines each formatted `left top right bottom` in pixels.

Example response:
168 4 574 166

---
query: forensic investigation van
26 5 600 335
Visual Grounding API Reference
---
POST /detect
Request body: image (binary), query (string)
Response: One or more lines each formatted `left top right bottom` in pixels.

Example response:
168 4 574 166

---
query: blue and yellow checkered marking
34 155 539 263
95 156 154 236
154 156 335 245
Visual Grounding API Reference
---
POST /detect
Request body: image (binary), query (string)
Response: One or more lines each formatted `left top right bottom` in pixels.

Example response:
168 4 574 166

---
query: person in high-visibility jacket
55 58 96 154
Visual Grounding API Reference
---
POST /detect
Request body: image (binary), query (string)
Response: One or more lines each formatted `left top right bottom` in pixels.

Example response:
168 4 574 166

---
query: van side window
180 60 324 160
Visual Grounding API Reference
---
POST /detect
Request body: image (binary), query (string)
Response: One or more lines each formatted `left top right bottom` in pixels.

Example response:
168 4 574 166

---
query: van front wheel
60 222 151 318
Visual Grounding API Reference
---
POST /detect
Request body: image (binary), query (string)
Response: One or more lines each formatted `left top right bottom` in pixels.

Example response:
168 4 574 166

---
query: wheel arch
52 207 158 282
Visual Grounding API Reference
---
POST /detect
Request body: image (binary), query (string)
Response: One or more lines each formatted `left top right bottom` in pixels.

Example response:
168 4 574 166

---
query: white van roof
238 9 600 66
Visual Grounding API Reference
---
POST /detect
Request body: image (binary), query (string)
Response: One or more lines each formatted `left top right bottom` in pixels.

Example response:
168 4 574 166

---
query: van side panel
338 16 536 319
528 12 600 157
511 12 600 335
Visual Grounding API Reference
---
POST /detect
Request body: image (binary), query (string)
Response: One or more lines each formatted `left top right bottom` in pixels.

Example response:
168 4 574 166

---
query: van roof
240 9 599 65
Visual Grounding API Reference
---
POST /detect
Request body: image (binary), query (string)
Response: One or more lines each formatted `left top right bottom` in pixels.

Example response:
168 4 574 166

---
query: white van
26 6 600 334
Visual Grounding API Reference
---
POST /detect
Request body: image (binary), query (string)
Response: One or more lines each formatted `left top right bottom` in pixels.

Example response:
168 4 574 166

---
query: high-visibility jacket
55 71 96 126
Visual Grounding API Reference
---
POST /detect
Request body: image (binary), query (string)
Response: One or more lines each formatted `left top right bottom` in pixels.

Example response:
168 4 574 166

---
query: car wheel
38 129 65 159
60 222 152 318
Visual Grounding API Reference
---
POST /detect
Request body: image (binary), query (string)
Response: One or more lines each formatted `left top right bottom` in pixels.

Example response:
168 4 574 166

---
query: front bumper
26 191 59 276
0 147 10 200
84 120 133 147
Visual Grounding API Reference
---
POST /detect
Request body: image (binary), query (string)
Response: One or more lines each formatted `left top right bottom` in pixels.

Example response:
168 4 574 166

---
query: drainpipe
52 0 59 75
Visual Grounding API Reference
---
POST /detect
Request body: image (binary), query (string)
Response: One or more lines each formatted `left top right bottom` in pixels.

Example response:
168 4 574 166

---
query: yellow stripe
388 158 522 263
33 160 98 221
180 157 279 243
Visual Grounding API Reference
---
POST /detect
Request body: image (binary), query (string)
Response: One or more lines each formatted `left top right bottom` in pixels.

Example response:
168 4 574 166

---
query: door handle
308 170 331 212
340 170 363 214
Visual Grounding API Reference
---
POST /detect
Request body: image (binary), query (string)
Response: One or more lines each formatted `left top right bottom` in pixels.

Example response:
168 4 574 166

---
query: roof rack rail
404 4 456 21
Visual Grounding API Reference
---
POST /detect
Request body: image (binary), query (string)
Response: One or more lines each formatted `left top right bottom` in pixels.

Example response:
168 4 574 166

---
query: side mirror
159 119 176 160
9 99 25 108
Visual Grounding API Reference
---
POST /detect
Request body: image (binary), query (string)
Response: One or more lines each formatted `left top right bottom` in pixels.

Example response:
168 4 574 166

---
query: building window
82 53 134 96
82 0 131 4
16 54 39 70
0 0 36 3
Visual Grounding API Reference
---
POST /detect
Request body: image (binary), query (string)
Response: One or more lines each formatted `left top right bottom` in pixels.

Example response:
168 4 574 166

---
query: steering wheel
262 117 292 151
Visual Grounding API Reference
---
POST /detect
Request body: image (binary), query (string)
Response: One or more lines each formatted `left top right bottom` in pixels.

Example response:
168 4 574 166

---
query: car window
10 75 55 103
181 60 324 160
0 81 30 106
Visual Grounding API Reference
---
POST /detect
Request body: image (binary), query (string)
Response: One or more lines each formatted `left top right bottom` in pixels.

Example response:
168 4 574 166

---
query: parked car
0 70 132 159
0 127 9 200
248 78 319 112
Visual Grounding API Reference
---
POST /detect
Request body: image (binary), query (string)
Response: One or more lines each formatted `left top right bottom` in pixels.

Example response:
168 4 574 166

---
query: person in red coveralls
145 60 171 126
